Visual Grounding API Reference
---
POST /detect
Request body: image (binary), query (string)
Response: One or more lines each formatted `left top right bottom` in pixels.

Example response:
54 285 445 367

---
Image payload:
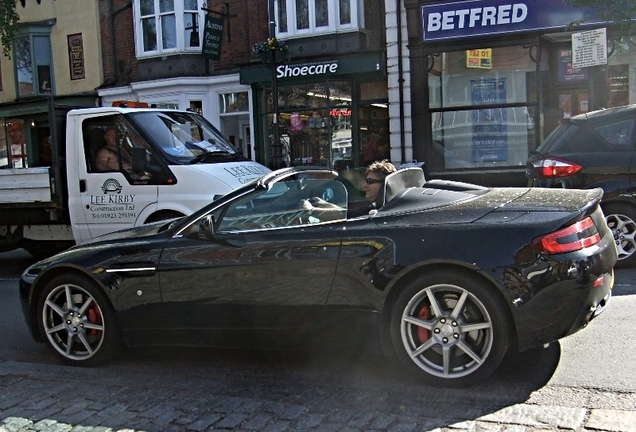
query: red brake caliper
417 306 430 343
87 305 103 337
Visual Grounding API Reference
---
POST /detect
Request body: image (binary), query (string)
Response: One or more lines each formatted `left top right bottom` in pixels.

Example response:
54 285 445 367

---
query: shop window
427 45 540 172
275 0 360 38
13 26 54 97
261 81 354 170
0 125 7 168
359 80 390 166
5 119 28 168
219 93 248 113
189 100 203 115
136 0 204 57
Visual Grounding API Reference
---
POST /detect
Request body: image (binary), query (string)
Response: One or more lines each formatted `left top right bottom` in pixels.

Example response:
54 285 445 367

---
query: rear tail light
532 157 582 178
533 217 601 254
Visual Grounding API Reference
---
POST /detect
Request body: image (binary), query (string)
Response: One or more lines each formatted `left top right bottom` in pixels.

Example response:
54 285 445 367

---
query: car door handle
79 179 86 193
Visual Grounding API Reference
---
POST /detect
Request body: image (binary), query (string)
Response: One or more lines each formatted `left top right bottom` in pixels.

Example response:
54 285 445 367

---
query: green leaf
0 0 19 58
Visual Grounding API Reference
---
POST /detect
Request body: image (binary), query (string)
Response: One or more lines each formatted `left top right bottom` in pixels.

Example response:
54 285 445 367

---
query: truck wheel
387 271 511 387
37 274 122 366
603 203 636 269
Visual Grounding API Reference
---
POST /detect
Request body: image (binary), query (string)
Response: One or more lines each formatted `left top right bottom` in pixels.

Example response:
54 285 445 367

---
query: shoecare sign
276 62 339 79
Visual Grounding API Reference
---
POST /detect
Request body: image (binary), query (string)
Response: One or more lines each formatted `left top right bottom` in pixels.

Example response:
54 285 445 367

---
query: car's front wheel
388 271 511 387
603 203 636 268
37 274 122 366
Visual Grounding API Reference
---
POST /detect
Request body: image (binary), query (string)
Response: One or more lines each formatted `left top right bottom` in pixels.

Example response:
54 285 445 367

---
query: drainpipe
108 0 132 85
396 0 406 164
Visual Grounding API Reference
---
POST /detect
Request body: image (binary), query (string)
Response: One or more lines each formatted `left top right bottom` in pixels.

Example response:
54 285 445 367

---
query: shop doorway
557 89 590 118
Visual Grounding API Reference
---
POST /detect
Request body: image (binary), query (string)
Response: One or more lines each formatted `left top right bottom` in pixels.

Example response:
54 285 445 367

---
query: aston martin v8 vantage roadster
19 166 617 387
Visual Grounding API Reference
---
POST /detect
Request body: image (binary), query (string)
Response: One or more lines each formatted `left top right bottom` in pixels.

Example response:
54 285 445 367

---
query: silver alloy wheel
605 213 636 261
42 283 106 361
400 283 493 379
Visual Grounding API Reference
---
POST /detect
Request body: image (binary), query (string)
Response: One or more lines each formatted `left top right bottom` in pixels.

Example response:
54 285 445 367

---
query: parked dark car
526 104 636 267
19 166 616 387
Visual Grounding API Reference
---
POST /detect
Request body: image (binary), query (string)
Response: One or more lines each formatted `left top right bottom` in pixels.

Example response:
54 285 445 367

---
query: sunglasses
364 177 383 185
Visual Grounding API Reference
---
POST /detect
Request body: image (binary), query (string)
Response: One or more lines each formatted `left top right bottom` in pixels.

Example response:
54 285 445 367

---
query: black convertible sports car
19 166 616 387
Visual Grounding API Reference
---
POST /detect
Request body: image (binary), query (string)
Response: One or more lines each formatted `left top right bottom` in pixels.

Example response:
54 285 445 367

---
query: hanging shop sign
202 15 224 60
421 0 600 42
572 28 607 69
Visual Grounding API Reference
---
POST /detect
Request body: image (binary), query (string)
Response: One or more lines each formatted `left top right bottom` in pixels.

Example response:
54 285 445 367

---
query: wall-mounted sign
67 33 85 80
421 0 601 42
202 15 223 60
276 61 339 79
466 49 492 69
557 48 588 83
572 28 607 69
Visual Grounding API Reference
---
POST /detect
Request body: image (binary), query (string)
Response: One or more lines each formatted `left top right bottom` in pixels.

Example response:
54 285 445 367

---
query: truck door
71 118 161 243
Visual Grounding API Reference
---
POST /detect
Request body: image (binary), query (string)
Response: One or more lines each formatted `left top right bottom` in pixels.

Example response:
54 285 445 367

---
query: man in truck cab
94 127 132 172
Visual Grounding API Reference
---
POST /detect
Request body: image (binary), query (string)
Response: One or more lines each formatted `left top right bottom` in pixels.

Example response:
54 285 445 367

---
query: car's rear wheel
603 203 636 268
37 274 122 366
388 271 510 387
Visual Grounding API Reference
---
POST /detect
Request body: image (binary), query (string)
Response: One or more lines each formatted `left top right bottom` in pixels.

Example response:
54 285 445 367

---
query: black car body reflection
19 166 617 387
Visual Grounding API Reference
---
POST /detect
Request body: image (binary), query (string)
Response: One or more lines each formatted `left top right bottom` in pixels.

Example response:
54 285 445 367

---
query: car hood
32 220 170 265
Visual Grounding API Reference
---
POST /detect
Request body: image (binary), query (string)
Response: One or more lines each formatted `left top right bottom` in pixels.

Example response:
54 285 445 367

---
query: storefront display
407 0 636 186
240 52 388 171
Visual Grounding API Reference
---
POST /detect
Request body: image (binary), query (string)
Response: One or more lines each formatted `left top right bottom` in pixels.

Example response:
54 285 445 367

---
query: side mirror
200 214 215 239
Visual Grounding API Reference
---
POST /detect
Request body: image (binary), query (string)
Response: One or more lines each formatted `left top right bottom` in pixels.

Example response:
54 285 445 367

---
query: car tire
603 203 636 269
388 271 511 387
37 274 122 366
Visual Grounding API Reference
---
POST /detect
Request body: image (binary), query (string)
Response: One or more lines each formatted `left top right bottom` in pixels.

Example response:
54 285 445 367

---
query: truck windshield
127 111 246 164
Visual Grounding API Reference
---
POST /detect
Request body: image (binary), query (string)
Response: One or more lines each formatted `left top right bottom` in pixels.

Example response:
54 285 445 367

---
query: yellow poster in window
467 49 492 69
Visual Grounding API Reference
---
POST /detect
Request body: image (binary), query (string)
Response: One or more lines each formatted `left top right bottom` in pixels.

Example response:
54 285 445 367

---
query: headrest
382 167 425 204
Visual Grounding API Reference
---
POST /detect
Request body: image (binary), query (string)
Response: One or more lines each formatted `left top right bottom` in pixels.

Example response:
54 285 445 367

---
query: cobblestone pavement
1 345 635 432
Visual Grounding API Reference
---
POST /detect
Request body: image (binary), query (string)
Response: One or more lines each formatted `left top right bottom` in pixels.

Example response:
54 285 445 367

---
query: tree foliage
565 0 636 34
0 0 19 58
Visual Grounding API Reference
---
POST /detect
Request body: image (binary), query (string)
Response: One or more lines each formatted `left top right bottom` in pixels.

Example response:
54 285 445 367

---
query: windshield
127 111 246 164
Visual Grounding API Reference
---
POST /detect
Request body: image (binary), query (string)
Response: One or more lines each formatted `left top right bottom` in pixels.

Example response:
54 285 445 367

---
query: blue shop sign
422 0 599 42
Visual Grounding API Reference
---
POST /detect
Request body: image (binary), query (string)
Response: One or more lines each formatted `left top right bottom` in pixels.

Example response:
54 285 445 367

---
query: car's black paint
19 166 616 386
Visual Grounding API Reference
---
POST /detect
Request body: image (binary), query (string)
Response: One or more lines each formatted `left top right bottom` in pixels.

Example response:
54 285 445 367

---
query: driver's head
363 160 396 204
104 127 117 148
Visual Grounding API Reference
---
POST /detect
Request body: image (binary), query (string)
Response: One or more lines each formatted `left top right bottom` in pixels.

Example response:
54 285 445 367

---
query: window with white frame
275 0 361 38
135 0 204 57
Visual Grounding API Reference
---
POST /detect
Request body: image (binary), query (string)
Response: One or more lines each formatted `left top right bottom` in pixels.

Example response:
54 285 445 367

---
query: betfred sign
421 0 600 42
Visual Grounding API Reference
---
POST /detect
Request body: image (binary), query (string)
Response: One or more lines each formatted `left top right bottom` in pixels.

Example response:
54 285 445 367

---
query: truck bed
0 168 52 204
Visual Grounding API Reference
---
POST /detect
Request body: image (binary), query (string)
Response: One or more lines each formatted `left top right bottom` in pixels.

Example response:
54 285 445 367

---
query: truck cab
67 107 270 243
